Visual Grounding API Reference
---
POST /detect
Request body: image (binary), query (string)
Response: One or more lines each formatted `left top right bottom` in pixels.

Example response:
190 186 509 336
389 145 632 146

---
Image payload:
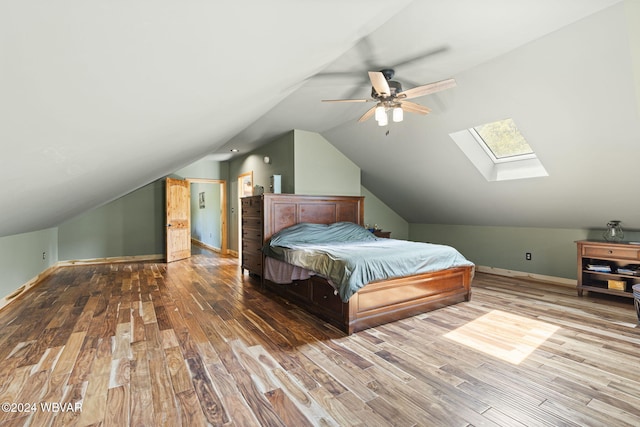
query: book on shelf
585 264 612 273
617 264 640 275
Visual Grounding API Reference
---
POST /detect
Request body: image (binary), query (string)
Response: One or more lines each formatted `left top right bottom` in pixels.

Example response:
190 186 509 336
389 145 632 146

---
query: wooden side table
373 230 391 238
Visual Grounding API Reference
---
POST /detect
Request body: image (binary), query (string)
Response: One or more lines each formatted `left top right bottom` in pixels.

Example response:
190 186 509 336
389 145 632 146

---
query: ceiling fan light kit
377 111 388 126
392 106 403 123
322 68 456 127
374 103 403 125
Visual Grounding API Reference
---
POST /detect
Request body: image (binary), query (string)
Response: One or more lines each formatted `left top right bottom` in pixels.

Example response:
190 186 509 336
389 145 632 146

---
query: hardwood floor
1 251 639 426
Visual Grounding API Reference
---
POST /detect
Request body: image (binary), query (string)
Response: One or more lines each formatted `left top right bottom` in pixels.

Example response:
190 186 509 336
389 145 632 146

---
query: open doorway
187 178 227 254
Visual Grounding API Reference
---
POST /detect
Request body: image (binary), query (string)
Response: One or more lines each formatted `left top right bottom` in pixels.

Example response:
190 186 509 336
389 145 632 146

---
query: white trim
450 129 548 181
476 265 576 288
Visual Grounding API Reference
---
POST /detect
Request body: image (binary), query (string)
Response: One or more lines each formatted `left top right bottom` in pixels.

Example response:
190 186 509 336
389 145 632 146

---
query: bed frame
255 194 473 334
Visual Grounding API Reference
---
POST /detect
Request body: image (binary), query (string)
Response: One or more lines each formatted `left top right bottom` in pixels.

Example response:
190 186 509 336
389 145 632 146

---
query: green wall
228 131 296 250
58 181 165 260
409 224 640 280
362 186 408 240
10 128 628 304
225 129 409 248
0 228 58 298
57 158 230 262
174 158 229 181
228 131 295 195
293 129 360 196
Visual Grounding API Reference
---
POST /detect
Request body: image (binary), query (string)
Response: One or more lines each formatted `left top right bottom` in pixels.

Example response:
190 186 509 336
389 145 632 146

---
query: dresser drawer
241 198 262 217
242 241 262 254
582 245 640 261
242 253 262 272
242 227 263 242
242 216 263 228
286 280 311 301
311 278 343 313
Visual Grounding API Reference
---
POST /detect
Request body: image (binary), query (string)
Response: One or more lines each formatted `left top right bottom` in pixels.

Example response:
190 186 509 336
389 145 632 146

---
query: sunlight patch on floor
444 310 559 364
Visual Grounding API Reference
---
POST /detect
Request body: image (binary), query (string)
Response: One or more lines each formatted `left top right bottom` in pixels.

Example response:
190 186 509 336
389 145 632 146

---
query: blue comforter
263 222 474 302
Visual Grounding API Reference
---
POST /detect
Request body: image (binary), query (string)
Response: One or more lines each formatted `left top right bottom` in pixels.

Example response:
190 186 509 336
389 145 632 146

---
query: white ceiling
2 0 635 238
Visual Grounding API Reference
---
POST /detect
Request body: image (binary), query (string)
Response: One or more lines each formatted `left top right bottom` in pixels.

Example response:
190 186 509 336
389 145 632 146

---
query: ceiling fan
321 68 456 126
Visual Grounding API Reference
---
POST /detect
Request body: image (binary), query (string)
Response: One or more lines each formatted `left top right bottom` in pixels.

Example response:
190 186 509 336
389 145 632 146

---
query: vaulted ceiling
2 0 637 238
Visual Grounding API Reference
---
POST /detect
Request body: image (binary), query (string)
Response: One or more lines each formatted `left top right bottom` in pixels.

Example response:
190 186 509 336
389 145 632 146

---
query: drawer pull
608 250 613 254
323 295 328 299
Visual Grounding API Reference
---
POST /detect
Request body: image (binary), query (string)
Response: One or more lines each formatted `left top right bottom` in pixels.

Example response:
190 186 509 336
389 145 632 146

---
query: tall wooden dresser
240 194 365 277
240 196 264 276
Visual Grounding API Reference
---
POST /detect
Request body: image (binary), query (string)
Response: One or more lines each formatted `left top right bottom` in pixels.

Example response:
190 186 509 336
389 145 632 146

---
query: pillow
269 222 376 247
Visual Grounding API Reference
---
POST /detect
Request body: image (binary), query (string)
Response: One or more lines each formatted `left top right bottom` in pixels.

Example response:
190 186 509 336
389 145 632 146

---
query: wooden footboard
263 265 473 334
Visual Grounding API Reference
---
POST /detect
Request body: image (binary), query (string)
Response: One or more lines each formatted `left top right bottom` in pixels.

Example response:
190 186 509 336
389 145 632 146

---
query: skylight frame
449 118 549 182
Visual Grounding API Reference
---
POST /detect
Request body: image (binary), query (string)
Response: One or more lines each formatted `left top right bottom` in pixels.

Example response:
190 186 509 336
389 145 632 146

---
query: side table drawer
582 245 640 261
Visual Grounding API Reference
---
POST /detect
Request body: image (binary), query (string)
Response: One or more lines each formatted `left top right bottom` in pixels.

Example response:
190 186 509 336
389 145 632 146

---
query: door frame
186 178 228 255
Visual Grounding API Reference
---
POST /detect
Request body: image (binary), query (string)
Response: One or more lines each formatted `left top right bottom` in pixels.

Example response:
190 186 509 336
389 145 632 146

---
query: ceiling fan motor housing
371 80 403 99
321 66 455 123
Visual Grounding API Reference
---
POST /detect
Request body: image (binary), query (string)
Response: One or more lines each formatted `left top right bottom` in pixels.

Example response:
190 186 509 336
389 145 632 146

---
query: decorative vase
603 220 624 242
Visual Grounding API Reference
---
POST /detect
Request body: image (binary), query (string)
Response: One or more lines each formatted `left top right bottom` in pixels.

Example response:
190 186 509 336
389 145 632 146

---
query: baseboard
1 254 165 313
0 263 60 311
476 265 576 288
2 258 572 313
191 238 222 254
58 254 165 266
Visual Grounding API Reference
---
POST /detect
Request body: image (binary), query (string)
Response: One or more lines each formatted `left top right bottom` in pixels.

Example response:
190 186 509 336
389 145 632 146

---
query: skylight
472 118 534 161
450 118 548 182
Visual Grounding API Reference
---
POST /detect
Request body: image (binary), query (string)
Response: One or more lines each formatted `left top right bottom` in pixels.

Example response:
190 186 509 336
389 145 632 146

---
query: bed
247 194 474 334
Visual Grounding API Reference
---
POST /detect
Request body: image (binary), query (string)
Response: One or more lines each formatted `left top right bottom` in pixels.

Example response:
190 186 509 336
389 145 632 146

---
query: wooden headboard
261 194 364 241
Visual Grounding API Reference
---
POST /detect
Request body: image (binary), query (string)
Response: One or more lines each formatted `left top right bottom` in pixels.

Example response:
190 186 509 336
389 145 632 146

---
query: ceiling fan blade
401 101 431 115
398 78 456 100
322 99 371 103
368 71 391 97
358 105 377 122
312 71 366 82
392 46 449 69
357 36 380 71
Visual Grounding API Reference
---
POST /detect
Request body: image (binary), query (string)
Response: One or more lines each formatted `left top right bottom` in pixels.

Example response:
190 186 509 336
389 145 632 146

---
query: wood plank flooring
1 250 639 426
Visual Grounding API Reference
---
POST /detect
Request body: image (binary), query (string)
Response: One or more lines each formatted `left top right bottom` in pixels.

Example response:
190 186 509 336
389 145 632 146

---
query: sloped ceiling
0 0 410 237
324 1 640 230
2 0 636 238
226 0 640 230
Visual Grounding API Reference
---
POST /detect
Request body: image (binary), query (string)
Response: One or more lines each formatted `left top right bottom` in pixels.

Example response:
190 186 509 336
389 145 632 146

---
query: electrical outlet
525 252 532 260
42 251 46 260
